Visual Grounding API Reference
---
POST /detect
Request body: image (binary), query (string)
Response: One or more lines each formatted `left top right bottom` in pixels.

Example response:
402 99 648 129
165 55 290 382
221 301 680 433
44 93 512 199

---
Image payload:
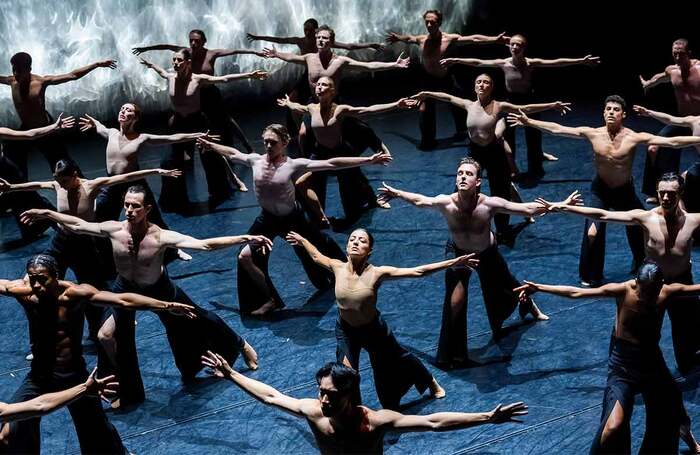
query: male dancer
640 38 700 201
507 95 700 286
516 261 700 454
0 254 194 454
133 28 264 153
537 173 700 374
377 157 576 368
386 9 508 149
21 187 269 408
198 124 390 315
442 33 600 177
0 52 115 175
203 355 528 454
413 73 570 238
139 50 267 210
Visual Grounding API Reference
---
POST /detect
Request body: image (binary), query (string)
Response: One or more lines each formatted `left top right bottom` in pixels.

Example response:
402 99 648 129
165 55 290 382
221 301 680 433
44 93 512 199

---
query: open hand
369 151 393 166
247 235 273 255
249 70 268 80
454 253 479 270
79 115 96 132
583 55 600 66
84 367 119 403
55 113 75 130
165 302 197 319
395 52 410 68
488 402 528 423
20 209 47 226
98 59 117 69
553 102 572 116
158 169 183 178
507 110 529 127
201 350 233 378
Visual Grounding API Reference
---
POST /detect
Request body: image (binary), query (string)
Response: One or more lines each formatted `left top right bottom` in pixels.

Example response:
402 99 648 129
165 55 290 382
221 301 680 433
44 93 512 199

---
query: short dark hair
54 158 81 178
315 362 360 405
458 156 482 178
304 18 319 29
10 52 32 70
673 38 690 50
316 25 335 43
189 29 207 43
176 48 192 60
26 254 59 277
126 184 148 200
262 124 290 143
423 9 443 25
351 228 374 249
604 95 627 111
657 172 685 192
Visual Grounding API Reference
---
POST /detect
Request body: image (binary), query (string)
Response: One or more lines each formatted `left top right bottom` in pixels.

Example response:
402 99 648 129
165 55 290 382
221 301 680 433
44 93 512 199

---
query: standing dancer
377 157 568 368
287 229 478 408
21 187 269 408
386 9 508 149
198 124 391 316
508 96 700 286
442 33 599 178
139 50 267 210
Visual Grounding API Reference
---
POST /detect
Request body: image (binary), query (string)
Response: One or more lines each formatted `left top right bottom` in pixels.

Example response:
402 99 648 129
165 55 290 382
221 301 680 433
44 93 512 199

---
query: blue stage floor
1 104 698 454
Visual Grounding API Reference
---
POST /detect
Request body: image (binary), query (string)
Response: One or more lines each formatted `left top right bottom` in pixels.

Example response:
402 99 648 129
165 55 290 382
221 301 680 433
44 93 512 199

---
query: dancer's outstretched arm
376 254 479 281
43 60 117 85
0 113 74 140
286 232 343 271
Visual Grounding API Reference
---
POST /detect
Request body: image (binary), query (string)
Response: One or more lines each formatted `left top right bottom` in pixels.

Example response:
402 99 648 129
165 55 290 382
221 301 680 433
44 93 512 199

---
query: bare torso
10 75 50 127
333 263 381 326
310 104 343 149
640 209 700 278
420 33 452 77
502 58 533 94
306 405 385 454
108 221 168 286
105 130 147 175
251 155 301 216
465 99 501 146
168 73 202 116
55 179 100 221
667 61 700 115
306 53 346 97
191 49 219 75
439 193 496 253
585 127 638 188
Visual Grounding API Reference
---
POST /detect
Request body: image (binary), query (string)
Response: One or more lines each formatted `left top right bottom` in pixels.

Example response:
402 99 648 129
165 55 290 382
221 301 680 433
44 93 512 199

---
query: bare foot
242 341 259 370
429 377 446 399
250 299 282 317
519 297 550 321
543 152 558 161
110 397 121 410
525 216 535 224
177 249 192 261
376 199 391 209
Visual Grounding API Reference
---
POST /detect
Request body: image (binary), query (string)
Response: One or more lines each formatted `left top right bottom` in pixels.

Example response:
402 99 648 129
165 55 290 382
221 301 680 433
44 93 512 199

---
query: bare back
666 61 700 115
10 75 50 127
614 281 664 346
437 193 497 253
105 130 148 175
55 179 101 221
585 127 639 188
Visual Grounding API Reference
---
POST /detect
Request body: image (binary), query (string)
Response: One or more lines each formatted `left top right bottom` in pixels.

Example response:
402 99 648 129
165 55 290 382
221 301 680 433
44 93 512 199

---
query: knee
0 423 9 447
97 326 115 345
648 145 659 157
601 406 626 443
586 223 598 242
238 249 253 268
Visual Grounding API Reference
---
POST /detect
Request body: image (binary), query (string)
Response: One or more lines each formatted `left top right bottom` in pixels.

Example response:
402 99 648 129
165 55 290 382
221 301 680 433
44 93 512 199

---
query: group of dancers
0 8 699 454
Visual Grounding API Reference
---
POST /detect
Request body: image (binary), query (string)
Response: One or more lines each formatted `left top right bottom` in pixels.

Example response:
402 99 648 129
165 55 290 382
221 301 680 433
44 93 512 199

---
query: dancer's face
262 131 287 156
316 30 333 51
423 13 441 34
315 77 335 99
509 36 526 57
118 103 138 124
657 180 681 212
189 32 205 50
123 192 151 224
318 376 351 417
53 173 80 190
474 75 493 98
672 41 689 65
602 102 625 127
172 52 190 73
455 163 480 192
27 266 57 298
346 229 372 259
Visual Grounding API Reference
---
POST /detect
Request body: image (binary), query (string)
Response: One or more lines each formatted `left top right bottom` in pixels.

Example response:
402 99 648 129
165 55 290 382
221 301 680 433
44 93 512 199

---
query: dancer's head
315 362 361 415
509 34 527 57
635 260 664 304
315 76 336 101
261 124 290 157
346 228 374 260
118 102 141 128
303 18 319 38
124 185 152 223
423 9 442 34
316 25 335 51
474 73 494 99
672 39 691 65
53 158 82 190
603 95 626 127
10 52 32 81
26 254 60 297
189 29 207 50
455 157 482 194
657 172 684 213
172 49 192 74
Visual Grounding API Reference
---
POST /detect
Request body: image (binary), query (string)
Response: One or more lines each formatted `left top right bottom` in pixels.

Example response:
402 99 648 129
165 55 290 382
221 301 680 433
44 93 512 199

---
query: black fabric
467 141 512 234
642 124 690 196
418 71 467 145
589 337 682 454
578 176 645 283
664 268 700 375
335 312 432 410
683 161 700 213
503 91 544 176
437 242 520 365
2 112 71 177
237 204 345 313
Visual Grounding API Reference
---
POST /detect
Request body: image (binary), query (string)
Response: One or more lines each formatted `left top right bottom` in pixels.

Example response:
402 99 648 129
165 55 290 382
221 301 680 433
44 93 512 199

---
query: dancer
640 38 700 201
442 33 600 177
133 28 265 153
203 356 528 454
0 52 115 175
139 50 267 210
386 9 508 149
0 114 74 240
0 254 194 454
277 77 417 227
537 173 700 374
377 157 566 368
516 261 700 454
287 228 477 407
508 95 700 286
197 124 391 315
413 73 570 238
21 186 269 408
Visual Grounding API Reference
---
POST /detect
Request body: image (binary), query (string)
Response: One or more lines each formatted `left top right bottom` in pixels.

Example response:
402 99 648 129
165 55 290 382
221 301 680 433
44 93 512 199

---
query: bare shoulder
62 282 97 300
299 398 323 417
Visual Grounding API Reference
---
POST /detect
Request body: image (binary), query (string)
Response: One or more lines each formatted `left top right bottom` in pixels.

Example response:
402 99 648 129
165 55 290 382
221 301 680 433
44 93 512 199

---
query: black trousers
159 112 231 208
468 141 512 233
2 113 71 177
419 71 467 145
237 205 345 313
504 91 544 176
664 269 700 375
683 162 700 213
335 313 432 410
589 337 682 454
1 369 126 455
437 243 521 364
642 124 690 196
579 177 645 283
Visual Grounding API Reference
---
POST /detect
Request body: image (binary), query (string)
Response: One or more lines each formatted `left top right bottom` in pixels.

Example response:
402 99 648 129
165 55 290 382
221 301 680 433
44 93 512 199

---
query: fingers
512 284 528 293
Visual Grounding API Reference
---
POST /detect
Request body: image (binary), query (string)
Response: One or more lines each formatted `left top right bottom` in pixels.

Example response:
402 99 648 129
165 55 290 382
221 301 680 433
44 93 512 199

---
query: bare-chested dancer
442 33 600 177
139 50 267 210
197 124 391 316
413 73 570 239
377 157 566 368
0 114 74 239
133 29 263 153
287 228 477 407
516 261 700 454
0 52 115 175
0 254 194 453
278 76 416 227
386 9 508 149
507 95 700 286
21 186 269 408
203 356 527 455
537 173 700 374
640 38 700 201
